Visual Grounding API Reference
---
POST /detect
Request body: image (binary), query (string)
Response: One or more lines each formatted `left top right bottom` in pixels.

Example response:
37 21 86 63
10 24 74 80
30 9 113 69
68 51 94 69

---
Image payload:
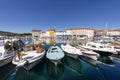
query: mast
105 22 108 36
105 22 108 30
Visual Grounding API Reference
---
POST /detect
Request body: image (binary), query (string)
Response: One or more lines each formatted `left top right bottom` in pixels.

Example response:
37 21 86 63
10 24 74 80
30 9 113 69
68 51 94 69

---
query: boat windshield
52 48 57 50
51 48 58 53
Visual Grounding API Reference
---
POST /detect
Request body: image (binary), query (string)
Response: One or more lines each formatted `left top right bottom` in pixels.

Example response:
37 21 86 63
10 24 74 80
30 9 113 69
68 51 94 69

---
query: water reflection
45 39 55 45
12 58 45 80
14 68 29 80
110 54 120 61
29 60 45 80
97 55 115 66
79 56 100 69
0 63 15 80
64 56 82 75
46 60 64 80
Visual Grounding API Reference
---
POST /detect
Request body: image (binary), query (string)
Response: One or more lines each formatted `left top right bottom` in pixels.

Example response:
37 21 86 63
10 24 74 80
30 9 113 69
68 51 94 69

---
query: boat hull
66 52 79 59
12 50 46 70
0 56 13 67
61 44 82 59
82 46 113 56
46 46 65 61
23 57 44 70
93 50 112 56
46 45 65 65
81 51 99 60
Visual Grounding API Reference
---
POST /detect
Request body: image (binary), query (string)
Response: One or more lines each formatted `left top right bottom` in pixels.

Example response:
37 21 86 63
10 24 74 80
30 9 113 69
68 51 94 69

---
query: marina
1 0 120 80
0 38 120 80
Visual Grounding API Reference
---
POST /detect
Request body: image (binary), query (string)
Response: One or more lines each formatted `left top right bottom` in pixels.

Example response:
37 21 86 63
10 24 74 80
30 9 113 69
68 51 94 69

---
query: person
36 41 44 53
13 40 24 60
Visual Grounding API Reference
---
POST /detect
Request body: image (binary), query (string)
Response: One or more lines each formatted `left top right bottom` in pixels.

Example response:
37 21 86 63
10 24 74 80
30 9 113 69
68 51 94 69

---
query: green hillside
0 31 31 36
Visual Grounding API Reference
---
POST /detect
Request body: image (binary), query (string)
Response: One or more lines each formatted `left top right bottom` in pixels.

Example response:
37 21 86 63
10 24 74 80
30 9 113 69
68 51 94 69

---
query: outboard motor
4 41 13 53
12 39 25 60
13 39 25 51
13 40 20 51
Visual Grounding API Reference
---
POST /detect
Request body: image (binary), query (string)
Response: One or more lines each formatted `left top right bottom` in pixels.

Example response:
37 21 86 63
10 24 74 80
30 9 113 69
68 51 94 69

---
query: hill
0 31 31 36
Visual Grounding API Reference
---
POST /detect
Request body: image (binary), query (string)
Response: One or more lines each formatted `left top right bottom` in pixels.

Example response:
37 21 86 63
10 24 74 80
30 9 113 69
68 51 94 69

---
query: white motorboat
0 46 16 67
12 42 46 70
81 42 116 55
78 45 99 60
61 44 82 59
107 43 120 53
46 45 65 65
12 49 45 70
0 39 20 67
81 50 99 60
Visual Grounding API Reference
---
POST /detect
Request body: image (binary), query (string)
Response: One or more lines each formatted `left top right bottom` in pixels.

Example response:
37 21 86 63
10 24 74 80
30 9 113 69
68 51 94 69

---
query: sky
0 0 120 33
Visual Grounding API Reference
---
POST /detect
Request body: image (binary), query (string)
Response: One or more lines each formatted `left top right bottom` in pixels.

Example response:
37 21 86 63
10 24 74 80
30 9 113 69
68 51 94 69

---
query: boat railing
64 47 80 53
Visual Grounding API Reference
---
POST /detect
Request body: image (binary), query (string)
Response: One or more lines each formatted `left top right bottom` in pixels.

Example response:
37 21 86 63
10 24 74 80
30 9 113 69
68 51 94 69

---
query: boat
12 42 46 70
81 50 99 60
46 45 65 65
0 39 21 67
14 59 45 80
81 42 116 55
61 44 82 59
107 43 120 53
79 46 99 60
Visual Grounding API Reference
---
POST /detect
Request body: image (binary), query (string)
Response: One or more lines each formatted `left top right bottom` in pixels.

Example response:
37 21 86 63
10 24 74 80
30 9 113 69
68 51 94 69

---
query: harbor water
1 39 120 80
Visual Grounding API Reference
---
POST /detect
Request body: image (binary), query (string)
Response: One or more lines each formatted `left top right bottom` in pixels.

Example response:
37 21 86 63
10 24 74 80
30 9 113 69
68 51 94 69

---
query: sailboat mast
105 22 108 30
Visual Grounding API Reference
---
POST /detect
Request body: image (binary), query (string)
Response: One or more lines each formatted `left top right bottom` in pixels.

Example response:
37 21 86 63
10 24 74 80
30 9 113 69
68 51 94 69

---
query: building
32 30 42 39
44 29 56 38
45 31 50 38
49 29 55 38
55 30 71 39
55 30 66 36
40 31 46 38
95 29 108 36
66 28 94 38
95 29 120 37
107 30 120 36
